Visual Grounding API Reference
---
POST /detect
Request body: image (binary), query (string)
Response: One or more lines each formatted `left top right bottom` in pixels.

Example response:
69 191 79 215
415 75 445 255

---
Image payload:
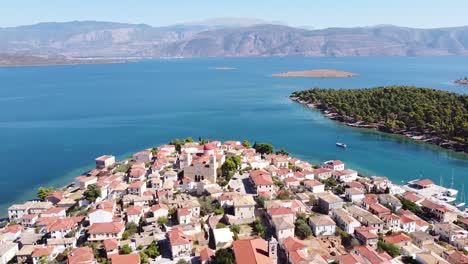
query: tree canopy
83 184 101 203
37 186 54 201
253 143 275 154
292 86 468 146
214 248 235 264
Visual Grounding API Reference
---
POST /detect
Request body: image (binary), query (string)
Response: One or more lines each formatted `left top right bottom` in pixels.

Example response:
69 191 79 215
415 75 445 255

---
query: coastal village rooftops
338 254 366 264
46 218 75 232
333 208 359 224
233 238 272 264
252 174 273 186
304 180 324 187
412 179 434 188
250 169 270 177
233 195 256 207
369 203 391 214
128 181 144 189
168 227 191 246
126 206 142 215
104 239 119 251
67 247 95 264
96 155 114 161
355 245 392 264
32 247 55 257
268 207 295 216
1 224 22 234
88 222 124 234
402 192 424 203
200 247 215 262
345 182 364 189
310 214 335 226
318 193 343 204
283 236 308 263
150 203 168 212
355 226 378 239
110 254 140 264
325 160 344 166
384 233 411 244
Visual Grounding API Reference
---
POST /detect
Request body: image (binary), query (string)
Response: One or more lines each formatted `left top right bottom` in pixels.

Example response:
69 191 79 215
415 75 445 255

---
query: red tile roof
268 207 294 216
126 206 142 216
284 177 299 183
151 204 169 212
47 218 76 232
1 224 22 234
355 245 389 264
384 233 411 244
200 247 215 262
252 174 273 186
345 182 364 189
413 179 434 187
88 222 124 234
168 227 191 246
355 227 378 239
369 204 391 214
42 207 65 215
304 180 323 187
110 254 140 264
103 239 119 252
338 254 366 264
178 208 190 217
233 239 272 264
32 247 54 257
67 247 95 264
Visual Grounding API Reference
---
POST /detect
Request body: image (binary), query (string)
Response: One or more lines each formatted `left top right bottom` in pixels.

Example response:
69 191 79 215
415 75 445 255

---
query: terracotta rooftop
67 247 95 264
88 222 124 234
103 239 119 251
110 254 140 264
233 238 272 264
384 233 412 244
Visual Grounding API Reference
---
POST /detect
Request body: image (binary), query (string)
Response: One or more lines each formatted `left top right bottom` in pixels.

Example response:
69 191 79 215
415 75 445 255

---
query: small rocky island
455 77 468 85
273 69 357 78
291 86 468 153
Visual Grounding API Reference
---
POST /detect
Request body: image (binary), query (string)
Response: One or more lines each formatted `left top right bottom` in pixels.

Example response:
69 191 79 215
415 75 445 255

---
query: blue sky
1 0 467 28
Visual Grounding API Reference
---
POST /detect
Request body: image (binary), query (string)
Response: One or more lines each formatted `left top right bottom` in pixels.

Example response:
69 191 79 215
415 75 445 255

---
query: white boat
438 196 456 203
455 202 466 208
336 142 348 148
445 189 458 197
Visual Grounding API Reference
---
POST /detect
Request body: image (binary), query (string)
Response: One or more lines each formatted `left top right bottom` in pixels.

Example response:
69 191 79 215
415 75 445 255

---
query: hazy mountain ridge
1 21 468 58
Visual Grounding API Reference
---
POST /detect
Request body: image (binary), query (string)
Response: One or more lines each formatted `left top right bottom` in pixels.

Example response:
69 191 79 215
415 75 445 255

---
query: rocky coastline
290 96 467 153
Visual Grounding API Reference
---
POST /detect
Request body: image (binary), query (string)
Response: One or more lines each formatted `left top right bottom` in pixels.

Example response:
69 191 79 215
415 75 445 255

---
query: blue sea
0 57 467 215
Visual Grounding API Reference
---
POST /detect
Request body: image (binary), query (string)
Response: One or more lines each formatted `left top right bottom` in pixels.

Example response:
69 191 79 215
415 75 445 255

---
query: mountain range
1 20 468 59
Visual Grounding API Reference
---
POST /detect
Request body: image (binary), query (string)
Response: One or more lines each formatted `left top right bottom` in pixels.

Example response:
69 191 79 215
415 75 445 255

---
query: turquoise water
1 57 467 215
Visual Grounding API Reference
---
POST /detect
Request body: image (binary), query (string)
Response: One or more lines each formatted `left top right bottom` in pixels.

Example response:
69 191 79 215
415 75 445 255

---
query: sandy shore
272 69 357 78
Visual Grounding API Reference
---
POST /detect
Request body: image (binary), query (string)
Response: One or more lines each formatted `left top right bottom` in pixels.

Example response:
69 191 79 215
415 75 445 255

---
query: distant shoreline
0 54 139 67
272 69 358 78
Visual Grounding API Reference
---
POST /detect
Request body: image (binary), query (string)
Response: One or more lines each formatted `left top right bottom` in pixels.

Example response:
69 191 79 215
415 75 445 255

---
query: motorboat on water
444 189 458 197
336 142 348 148
438 195 456 203
455 202 466 208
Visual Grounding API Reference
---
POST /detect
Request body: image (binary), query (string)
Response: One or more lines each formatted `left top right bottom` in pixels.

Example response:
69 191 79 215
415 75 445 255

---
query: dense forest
292 86 468 147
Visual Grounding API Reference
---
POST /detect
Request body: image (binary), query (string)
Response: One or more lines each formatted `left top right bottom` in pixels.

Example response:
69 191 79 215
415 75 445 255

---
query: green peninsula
291 86 468 152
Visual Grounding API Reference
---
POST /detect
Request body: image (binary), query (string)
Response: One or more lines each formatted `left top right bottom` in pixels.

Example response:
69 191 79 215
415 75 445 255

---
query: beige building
234 195 256 222
95 155 115 169
0 243 18 264
168 227 192 259
88 222 124 241
183 145 219 183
